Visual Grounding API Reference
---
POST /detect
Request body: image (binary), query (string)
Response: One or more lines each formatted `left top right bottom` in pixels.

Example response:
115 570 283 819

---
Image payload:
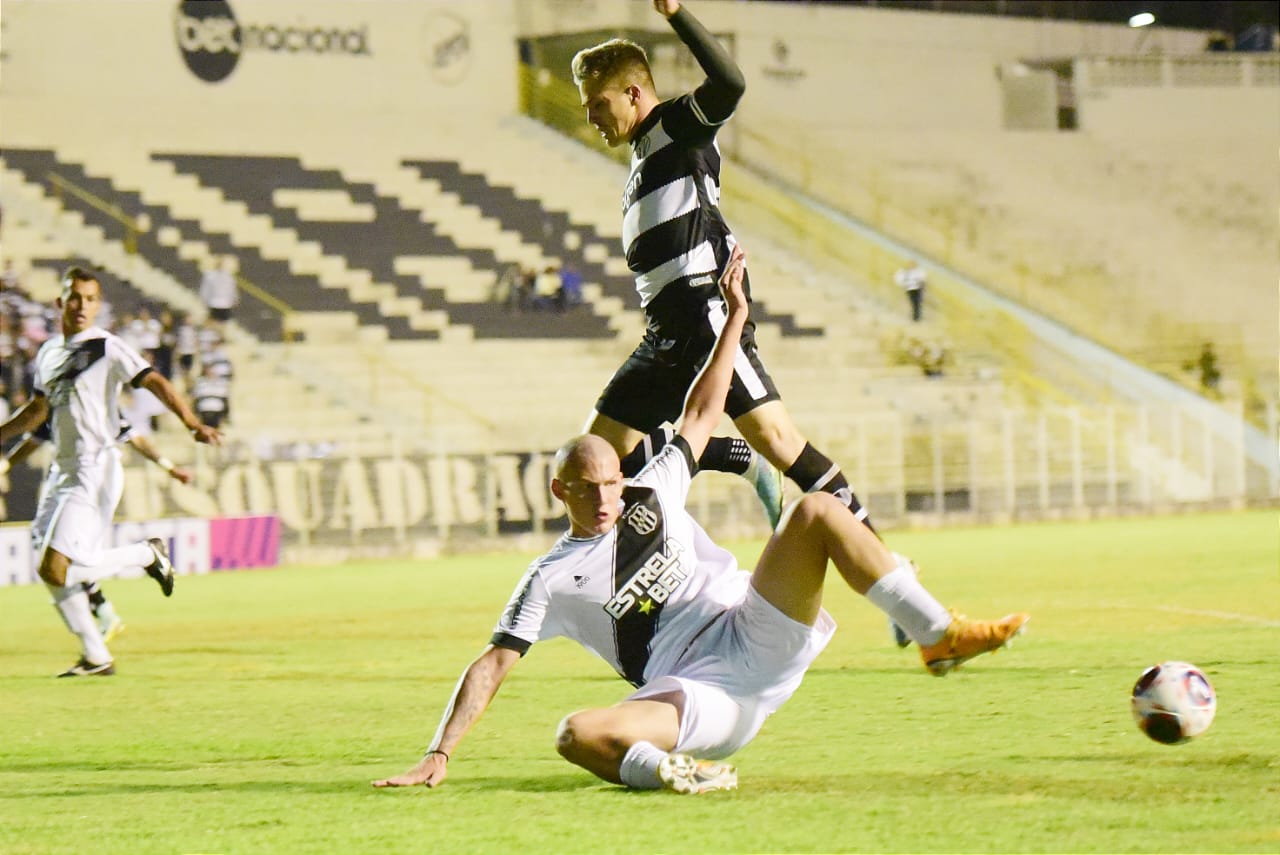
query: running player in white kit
0 266 221 676
374 248 1029 794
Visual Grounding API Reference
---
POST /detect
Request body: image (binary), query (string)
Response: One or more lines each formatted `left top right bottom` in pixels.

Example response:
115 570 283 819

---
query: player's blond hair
571 38 654 92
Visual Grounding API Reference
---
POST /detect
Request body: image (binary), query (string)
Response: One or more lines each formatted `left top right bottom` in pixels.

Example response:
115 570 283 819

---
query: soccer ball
1130 661 1216 744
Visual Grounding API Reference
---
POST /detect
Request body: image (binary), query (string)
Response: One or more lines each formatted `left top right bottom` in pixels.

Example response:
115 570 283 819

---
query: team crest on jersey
623 503 659 536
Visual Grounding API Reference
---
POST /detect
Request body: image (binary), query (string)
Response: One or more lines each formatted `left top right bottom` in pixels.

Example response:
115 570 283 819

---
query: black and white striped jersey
490 439 749 688
622 93 739 320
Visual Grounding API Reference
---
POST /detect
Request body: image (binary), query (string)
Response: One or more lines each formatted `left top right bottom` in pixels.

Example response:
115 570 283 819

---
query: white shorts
627 583 836 759
33 454 123 566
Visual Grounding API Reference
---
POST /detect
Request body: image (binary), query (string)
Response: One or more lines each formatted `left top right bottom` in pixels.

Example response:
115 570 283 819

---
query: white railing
1076 54 1280 89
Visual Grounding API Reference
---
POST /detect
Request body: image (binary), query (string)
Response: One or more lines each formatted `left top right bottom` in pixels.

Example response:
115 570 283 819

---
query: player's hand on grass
372 752 448 789
719 244 747 316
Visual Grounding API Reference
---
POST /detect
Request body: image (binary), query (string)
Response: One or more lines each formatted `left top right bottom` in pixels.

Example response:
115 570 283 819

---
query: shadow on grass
5 773 598 797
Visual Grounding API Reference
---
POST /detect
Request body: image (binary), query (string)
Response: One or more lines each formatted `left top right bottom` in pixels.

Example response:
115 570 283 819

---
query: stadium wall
0 0 519 149
1 0 1213 150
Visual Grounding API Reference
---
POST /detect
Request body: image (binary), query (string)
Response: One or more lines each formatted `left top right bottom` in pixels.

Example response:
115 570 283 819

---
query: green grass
1 510 1277 854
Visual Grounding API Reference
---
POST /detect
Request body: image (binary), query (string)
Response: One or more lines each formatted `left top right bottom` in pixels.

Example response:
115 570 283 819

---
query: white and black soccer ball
1130 661 1216 745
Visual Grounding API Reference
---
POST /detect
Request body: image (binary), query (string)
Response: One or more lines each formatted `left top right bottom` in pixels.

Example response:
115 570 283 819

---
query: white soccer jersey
32 328 151 471
492 439 750 687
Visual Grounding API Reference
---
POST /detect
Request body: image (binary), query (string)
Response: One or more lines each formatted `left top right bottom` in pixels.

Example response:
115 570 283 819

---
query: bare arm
0 396 49 447
126 433 194 484
372 644 521 789
138 371 221 445
676 245 748 462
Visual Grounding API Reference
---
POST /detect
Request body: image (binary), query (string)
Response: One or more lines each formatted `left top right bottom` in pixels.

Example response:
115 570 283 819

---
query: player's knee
37 551 70 586
785 492 843 530
555 712 589 760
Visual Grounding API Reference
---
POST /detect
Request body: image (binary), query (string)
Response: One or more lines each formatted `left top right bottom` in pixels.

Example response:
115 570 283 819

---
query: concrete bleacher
746 128 1277 403
1 119 1017 460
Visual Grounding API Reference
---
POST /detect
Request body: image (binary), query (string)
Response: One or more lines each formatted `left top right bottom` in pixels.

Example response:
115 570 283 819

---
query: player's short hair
60 265 100 296
571 38 654 92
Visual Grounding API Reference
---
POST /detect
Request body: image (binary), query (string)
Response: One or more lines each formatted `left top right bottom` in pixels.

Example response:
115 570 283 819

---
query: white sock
865 562 953 646
95 599 121 631
64 542 155 586
618 740 667 790
47 583 111 664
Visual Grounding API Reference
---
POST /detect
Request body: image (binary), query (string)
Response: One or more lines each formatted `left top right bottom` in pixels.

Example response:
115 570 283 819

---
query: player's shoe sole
920 612 1030 676
657 753 738 794
144 537 175 597
57 657 115 677
744 455 784 529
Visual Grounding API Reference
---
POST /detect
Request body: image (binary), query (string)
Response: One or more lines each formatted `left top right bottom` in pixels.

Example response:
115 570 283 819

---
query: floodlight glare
1128 12 1156 28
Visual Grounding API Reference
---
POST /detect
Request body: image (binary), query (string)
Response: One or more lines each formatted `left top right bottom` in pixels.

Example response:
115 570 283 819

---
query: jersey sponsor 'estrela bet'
491 439 749 687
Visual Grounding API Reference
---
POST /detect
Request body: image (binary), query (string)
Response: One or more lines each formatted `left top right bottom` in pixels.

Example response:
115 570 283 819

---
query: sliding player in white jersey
0 266 220 676
374 247 1028 794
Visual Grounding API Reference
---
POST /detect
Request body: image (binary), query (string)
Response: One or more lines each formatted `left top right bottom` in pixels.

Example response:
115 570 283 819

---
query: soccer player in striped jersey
572 1 915 641
373 247 1029 794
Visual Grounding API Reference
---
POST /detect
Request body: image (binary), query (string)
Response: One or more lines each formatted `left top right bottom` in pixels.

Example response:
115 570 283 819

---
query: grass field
1 510 1277 854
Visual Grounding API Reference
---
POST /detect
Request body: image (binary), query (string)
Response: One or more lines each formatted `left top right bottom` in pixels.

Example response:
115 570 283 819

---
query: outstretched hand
653 0 681 18
719 243 747 316
372 753 449 789
190 424 222 446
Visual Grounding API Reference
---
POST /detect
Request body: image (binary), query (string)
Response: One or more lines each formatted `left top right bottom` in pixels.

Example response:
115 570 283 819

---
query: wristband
158 457 176 473
424 749 449 762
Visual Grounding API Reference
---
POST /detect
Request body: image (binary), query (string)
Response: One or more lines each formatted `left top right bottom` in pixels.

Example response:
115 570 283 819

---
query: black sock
619 428 753 477
82 582 106 614
784 442 878 535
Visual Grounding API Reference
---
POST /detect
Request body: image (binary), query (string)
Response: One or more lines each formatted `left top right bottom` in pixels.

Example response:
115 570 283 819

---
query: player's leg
735 401 880 533
555 694 682 785
37 522 112 675
83 582 125 641
557 681 738 793
751 493 1028 675
589 345 783 524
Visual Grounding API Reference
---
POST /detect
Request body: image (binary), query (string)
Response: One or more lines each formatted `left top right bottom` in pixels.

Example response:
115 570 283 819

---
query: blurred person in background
0 266 220 676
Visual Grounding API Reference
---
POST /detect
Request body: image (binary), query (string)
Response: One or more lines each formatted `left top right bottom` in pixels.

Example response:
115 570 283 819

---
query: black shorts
595 298 781 433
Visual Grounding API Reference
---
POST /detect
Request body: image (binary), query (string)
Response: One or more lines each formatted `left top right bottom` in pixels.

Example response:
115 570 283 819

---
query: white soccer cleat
657 753 738 794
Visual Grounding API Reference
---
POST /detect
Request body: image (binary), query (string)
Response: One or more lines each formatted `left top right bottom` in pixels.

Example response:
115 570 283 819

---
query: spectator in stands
494 262 521 307
372 250 1029 794
154 308 177 380
192 361 231 430
570 2 900 585
558 263 585 311
895 260 928 323
532 264 560 311
174 312 199 385
199 255 238 326
1 260 20 291
1195 342 1221 398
